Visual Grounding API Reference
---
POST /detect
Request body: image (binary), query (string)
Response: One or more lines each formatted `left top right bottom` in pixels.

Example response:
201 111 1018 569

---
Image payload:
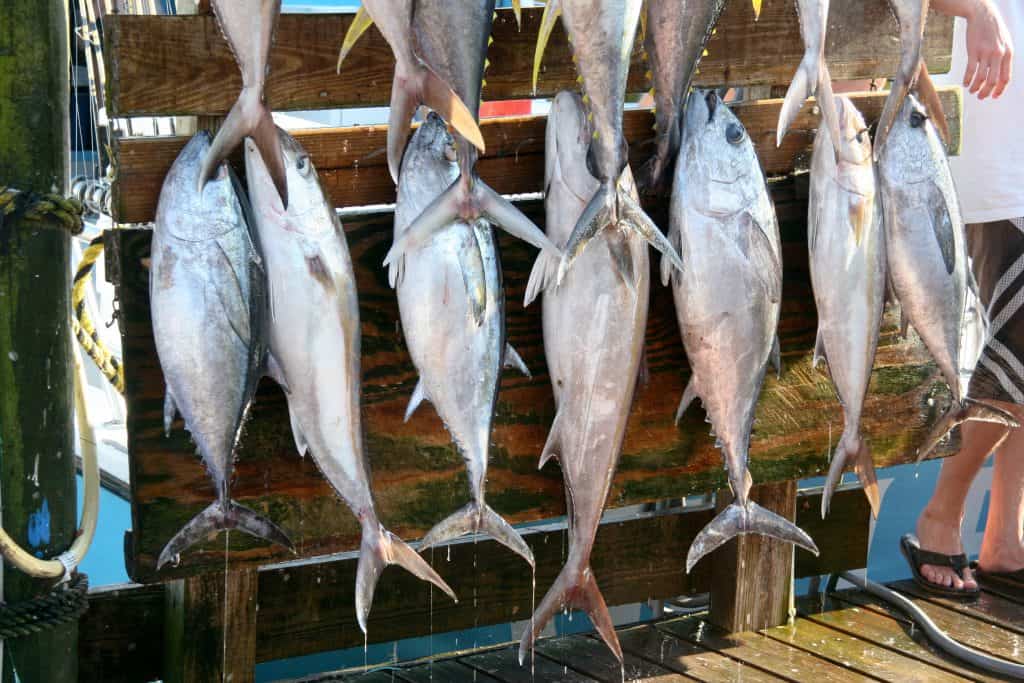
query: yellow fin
532 0 563 94
512 0 522 29
336 5 374 74
752 0 762 20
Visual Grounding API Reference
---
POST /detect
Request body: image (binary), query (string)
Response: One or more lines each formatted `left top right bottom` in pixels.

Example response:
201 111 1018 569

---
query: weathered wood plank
461 646 598 683
537 634 687 682
890 579 1024 637
103 4 953 117
111 88 962 224
78 583 165 683
396 660 501 683
709 481 797 633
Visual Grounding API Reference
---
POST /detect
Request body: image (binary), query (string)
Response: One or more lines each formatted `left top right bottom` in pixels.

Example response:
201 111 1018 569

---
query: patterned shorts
967 218 1024 405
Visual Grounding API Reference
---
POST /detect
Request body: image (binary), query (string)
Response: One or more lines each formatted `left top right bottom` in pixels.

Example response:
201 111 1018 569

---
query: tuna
393 113 534 567
666 90 819 571
335 0 485 183
199 0 288 208
246 127 456 633
519 91 649 663
638 0 728 196
808 96 884 519
877 95 1017 461
152 132 293 568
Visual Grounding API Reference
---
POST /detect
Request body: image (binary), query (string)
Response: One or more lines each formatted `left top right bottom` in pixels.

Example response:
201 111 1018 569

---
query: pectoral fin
504 344 531 378
404 379 430 423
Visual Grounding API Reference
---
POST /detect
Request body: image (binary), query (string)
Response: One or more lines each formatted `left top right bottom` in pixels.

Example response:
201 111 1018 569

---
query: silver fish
518 91 649 663
152 132 293 568
537 0 683 284
808 96 884 519
666 90 819 571
199 0 288 208
638 0 728 196
246 127 456 633
383 1 559 291
335 0 485 184
877 95 1017 461
777 0 842 156
393 113 534 566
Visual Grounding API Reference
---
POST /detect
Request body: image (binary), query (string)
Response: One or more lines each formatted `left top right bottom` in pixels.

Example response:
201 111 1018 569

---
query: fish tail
914 60 950 146
915 398 1020 464
816 62 843 164
156 499 295 570
419 502 535 568
822 430 880 520
686 500 819 573
777 55 815 147
201 89 288 208
355 523 457 634
875 43 924 158
618 186 684 274
524 248 560 306
517 561 621 664
415 64 486 160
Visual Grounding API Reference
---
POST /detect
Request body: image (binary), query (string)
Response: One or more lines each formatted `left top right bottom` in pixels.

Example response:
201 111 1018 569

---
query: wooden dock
312 584 1024 682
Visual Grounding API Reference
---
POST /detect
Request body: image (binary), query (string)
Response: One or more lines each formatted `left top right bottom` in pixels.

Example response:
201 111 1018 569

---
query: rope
0 574 89 640
72 236 125 394
0 186 85 236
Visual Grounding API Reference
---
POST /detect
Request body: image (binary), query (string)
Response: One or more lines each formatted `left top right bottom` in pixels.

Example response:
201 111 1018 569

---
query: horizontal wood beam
80 489 869 681
103 4 953 117
112 87 962 224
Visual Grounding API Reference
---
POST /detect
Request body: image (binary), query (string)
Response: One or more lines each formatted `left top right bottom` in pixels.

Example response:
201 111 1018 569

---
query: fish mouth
709 175 743 186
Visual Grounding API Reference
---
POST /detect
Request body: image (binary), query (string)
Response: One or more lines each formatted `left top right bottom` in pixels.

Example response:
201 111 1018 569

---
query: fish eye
855 128 868 144
726 122 745 145
296 155 311 175
705 90 719 123
909 111 928 128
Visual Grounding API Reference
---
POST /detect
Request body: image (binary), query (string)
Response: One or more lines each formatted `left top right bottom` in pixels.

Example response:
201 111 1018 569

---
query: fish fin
638 346 650 389
336 5 374 73
417 64 485 158
419 502 535 567
916 398 1020 463
770 335 782 378
606 230 637 294
816 63 843 165
686 501 819 572
163 390 178 438
511 0 522 29
532 0 562 93
812 327 827 369
777 54 814 147
926 180 957 275
384 181 460 286
557 183 615 285
915 60 950 147
404 379 430 423
264 352 290 393
356 524 457 633
899 306 910 339
822 431 880 519
478 180 559 255
660 222 682 287
210 236 252 346
539 408 564 469
619 187 684 274
157 500 295 569
875 23 924 158
674 378 699 425
524 249 560 307
518 562 621 664
288 405 309 457
740 212 783 303
385 76 419 185
504 344 531 378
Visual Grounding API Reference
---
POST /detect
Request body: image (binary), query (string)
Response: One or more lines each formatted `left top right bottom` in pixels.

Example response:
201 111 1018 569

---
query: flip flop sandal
970 562 1024 600
900 533 980 600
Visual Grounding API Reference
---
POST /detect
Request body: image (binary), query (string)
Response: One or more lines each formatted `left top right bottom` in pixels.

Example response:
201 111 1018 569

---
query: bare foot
916 508 978 591
977 542 1024 575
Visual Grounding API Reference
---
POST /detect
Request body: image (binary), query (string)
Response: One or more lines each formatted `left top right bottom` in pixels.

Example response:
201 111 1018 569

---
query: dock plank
461 646 598 682
658 616 869 682
890 580 1024 637
763 617 966 682
537 634 686 682
617 623 785 682
396 660 501 683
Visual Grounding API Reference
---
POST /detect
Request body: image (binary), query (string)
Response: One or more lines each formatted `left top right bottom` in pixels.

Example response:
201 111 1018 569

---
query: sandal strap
915 547 970 572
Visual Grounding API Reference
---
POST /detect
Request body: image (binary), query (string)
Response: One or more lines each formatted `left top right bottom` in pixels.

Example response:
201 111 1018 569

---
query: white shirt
932 1 1024 224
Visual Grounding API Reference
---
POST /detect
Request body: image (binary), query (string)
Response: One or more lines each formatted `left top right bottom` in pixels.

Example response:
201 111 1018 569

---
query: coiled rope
0 574 89 640
0 186 85 236
72 236 124 393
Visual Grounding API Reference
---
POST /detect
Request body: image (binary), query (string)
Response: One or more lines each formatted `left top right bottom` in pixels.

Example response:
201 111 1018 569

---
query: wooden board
111 87 963 224
111 171 943 583
103 4 953 117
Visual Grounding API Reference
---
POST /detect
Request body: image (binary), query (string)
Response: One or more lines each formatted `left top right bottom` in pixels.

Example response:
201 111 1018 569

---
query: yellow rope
0 186 85 236
72 236 124 394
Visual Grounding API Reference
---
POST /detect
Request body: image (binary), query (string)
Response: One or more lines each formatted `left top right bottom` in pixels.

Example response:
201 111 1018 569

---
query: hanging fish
665 90 819 571
335 0 486 183
246 128 456 633
199 0 289 208
518 91 649 663
152 132 294 568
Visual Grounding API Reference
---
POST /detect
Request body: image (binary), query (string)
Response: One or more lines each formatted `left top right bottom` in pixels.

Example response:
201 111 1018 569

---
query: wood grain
111 87 962 224
103 4 953 117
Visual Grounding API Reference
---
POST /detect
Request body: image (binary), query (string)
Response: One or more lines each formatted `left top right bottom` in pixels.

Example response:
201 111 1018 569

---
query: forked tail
685 500 819 573
915 397 1019 464
874 33 925 157
517 562 621 664
199 88 288 208
822 430 880 520
418 502 535 568
157 499 295 569
355 523 458 634
777 57 841 159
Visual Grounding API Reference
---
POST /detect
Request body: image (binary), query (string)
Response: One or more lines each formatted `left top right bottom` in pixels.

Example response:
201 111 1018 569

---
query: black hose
837 571 1024 680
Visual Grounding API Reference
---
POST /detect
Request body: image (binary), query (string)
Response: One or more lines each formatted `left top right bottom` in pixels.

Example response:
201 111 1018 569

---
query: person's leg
978 402 1024 573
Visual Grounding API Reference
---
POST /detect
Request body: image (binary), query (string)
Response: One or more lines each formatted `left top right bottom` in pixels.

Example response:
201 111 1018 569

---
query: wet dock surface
309 583 1024 682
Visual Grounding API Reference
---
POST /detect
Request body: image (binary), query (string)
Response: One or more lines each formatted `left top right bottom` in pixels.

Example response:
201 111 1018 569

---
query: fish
777 0 842 157
245 127 456 632
532 0 683 284
383 0 560 289
877 95 1018 461
517 91 650 663
808 96 884 519
874 0 950 155
638 0 728 196
393 112 534 567
335 0 485 184
199 0 289 208
665 90 819 572
151 131 294 569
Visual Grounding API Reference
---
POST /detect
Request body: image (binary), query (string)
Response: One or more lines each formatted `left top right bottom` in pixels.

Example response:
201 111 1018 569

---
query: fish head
877 94 938 185
159 131 245 242
548 91 599 203
829 96 875 195
681 89 761 217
